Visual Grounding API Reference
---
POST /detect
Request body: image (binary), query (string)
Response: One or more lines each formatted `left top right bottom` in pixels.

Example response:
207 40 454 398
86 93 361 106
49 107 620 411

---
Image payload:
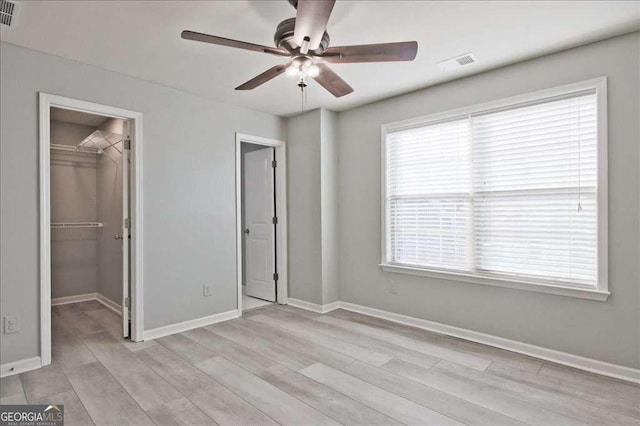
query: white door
244 147 276 302
121 120 131 337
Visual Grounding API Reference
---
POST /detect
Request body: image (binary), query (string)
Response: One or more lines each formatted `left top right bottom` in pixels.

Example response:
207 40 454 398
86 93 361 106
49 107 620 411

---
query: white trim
0 357 42 378
285 298 638 383
39 93 52 367
288 298 341 314
40 93 145 369
322 301 342 313
131 113 144 342
50 293 122 315
96 294 123 316
380 264 610 301
595 78 609 296
382 77 608 133
235 133 288 314
337 301 639 384
380 77 609 300
121 121 131 338
143 310 240 341
51 293 97 306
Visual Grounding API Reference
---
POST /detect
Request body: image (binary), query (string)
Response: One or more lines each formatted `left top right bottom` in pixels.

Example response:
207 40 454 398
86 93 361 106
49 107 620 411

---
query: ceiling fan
181 0 418 97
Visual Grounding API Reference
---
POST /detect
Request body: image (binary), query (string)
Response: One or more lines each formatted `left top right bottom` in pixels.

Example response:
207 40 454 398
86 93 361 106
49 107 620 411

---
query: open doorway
236 133 288 313
39 93 143 367
48 107 130 334
242 143 276 309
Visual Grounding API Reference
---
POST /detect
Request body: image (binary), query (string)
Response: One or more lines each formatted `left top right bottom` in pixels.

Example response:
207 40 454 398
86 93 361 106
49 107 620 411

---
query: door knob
244 229 250 235
114 234 123 240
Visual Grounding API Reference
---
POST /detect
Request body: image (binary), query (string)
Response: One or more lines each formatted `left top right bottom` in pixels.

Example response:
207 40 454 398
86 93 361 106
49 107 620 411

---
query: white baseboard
287 299 640 384
51 292 122 316
323 301 342 313
143 309 240 341
9 297 637 383
288 298 341 314
0 356 41 378
8 293 119 378
96 294 122 316
51 293 97 306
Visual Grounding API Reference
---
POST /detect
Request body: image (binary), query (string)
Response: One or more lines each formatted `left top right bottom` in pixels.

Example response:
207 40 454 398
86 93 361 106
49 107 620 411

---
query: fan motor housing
274 18 330 54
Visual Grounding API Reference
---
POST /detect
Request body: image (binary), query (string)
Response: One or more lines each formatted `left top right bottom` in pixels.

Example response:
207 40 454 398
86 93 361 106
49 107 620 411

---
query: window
382 78 608 300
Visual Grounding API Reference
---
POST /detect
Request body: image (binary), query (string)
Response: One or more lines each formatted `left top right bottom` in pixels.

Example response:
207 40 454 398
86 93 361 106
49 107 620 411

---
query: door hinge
272 160 277 168
124 137 131 150
124 297 130 308
273 272 279 281
124 218 130 229
272 216 278 225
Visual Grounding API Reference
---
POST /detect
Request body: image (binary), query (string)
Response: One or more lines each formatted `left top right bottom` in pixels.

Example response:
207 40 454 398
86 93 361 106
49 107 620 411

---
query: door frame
39 93 145 367
235 133 288 312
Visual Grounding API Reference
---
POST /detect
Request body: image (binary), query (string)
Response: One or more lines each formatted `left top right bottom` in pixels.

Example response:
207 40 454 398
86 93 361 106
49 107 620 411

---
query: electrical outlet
3 315 20 334
203 285 212 297
388 281 398 295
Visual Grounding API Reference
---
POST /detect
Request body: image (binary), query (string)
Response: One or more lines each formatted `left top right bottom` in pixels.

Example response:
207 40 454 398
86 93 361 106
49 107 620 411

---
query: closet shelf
51 222 104 229
78 130 122 154
51 144 103 155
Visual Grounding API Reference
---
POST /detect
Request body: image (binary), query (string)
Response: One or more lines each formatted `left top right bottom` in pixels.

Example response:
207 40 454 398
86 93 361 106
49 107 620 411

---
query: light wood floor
242 287 273 310
1 302 638 425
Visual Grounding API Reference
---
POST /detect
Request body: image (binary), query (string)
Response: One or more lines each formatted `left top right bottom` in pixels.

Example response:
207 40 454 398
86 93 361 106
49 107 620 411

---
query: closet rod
51 222 104 229
50 144 103 155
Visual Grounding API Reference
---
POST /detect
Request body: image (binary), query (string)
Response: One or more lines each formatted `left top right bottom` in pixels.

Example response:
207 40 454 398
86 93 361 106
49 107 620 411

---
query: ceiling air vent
437 53 478 71
0 0 17 27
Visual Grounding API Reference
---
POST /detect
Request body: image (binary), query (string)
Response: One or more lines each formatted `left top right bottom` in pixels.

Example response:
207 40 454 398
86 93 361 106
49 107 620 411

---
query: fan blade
312 63 353 97
294 0 335 51
235 63 291 90
321 41 418 63
182 30 289 57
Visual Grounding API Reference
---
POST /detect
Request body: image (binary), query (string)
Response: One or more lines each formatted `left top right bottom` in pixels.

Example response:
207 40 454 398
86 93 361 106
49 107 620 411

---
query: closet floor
1 302 638 425
242 287 272 311
242 294 272 310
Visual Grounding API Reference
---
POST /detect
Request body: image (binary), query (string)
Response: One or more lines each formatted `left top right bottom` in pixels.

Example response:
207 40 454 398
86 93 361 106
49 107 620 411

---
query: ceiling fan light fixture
182 0 418 98
306 64 320 77
286 65 299 77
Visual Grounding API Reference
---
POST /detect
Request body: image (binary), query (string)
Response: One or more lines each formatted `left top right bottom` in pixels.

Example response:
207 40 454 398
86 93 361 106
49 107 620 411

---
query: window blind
385 89 598 287
386 118 471 271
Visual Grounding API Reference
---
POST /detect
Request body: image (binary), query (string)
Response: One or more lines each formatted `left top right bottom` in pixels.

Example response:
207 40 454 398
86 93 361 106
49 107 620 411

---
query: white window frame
380 77 609 301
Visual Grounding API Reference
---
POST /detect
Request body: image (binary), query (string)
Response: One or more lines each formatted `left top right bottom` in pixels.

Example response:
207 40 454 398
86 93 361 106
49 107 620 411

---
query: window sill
379 264 609 301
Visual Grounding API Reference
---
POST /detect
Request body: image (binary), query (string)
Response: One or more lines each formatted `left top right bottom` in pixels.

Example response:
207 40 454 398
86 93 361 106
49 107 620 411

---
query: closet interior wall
50 120 99 298
50 115 124 308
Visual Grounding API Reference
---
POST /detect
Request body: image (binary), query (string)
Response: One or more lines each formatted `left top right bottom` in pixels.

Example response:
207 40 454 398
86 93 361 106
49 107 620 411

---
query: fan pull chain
298 78 308 113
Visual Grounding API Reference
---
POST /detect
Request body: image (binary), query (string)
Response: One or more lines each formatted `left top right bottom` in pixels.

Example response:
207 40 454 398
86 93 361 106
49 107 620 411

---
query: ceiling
2 1 638 117
50 107 108 127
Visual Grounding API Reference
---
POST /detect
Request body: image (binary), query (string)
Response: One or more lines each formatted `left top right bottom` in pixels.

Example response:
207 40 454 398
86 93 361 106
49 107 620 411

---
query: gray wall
337 33 640 369
286 110 323 304
2 32 637 371
50 121 96 148
285 108 340 305
96 119 124 305
98 118 123 135
320 110 339 305
0 42 283 365
50 121 99 299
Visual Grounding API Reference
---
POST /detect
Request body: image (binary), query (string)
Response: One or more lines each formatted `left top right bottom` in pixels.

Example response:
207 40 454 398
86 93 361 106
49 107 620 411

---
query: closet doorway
39 94 143 367
236 133 288 312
